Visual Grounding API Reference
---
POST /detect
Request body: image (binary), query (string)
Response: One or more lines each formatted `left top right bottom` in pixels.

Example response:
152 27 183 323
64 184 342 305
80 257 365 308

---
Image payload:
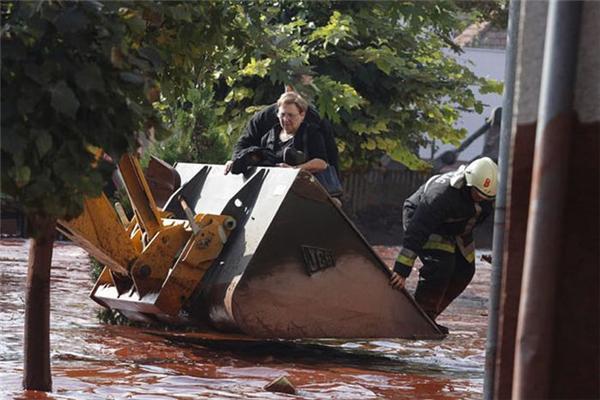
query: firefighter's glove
390 272 406 290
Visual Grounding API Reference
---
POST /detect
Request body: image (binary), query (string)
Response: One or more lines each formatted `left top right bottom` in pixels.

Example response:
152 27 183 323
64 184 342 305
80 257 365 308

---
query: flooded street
1 239 490 399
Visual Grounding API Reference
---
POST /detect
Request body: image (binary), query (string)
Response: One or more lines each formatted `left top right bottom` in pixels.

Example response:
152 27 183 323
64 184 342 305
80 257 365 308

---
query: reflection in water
0 240 489 399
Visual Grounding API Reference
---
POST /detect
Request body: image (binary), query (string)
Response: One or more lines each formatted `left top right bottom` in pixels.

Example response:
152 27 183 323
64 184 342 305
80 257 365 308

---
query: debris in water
264 375 296 395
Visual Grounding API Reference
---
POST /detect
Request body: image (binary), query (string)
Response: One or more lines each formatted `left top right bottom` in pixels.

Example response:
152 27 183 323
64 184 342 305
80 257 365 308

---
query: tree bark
22 215 56 392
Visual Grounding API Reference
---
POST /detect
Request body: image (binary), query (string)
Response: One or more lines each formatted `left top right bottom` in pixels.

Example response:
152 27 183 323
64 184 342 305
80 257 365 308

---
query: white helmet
465 157 498 199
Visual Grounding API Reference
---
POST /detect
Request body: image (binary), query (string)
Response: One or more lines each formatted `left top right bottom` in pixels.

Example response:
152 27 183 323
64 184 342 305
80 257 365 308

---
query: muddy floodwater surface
0 239 491 399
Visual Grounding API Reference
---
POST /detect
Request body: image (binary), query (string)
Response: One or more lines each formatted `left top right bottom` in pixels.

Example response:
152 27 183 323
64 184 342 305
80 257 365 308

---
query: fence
341 168 430 216
340 168 430 245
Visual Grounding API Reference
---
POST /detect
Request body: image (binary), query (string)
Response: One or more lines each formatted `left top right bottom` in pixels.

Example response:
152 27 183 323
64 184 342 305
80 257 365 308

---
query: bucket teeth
109 270 133 296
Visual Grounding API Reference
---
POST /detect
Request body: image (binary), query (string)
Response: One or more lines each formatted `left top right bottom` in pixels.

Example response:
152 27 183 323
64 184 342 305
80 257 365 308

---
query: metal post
483 1 521 398
512 1 582 398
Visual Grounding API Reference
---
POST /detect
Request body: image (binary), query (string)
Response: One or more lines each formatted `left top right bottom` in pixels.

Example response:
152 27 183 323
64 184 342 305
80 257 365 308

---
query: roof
454 21 507 50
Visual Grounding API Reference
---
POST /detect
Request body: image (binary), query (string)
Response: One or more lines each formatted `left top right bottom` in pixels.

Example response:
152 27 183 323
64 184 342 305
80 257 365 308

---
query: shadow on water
155 332 478 379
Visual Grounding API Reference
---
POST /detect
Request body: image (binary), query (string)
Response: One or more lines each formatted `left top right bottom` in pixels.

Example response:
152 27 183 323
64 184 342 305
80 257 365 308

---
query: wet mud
1 239 491 399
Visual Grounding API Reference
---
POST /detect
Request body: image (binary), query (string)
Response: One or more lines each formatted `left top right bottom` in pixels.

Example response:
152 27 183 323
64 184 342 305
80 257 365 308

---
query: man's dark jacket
260 122 328 163
233 103 340 177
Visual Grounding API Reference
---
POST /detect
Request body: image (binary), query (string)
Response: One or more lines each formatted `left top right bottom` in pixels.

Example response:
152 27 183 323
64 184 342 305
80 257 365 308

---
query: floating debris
264 375 296 395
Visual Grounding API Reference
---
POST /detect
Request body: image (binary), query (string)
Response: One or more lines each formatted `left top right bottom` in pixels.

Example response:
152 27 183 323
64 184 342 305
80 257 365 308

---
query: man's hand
389 272 406 290
224 160 233 175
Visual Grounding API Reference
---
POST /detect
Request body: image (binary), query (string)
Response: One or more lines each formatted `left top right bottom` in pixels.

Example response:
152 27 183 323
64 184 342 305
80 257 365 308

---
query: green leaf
365 139 377 150
52 157 80 183
309 11 356 48
240 58 271 78
353 46 403 75
389 144 432 171
34 130 53 157
474 102 484 114
153 123 172 141
75 64 105 92
15 166 31 187
480 78 504 94
224 87 254 103
50 81 80 119
124 14 146 36
26 175 55 200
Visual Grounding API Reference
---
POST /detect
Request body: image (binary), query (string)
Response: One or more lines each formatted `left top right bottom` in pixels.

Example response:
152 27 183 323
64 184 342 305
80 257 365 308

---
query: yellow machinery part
66 153 240 319
127 217 144 254
154 214 236 315
118 154 162 240
58 193 139 277
130 221 191 298
90 213 236 317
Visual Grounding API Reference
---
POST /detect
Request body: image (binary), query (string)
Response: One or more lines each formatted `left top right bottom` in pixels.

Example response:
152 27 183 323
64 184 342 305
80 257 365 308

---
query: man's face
277 103 305 135
470 187 494 203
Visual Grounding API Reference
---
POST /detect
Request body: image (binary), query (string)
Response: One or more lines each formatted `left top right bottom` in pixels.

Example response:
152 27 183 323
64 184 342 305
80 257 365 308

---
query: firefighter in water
390 157 498 334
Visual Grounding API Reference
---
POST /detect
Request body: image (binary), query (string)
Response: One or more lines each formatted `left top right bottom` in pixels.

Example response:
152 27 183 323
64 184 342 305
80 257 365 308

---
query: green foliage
145 85 229 165
2 0 505 226
210 1 503 171
1 1 257 221
1 1 165 221
455 0 509 28
96 308 135 326
113 188 133 219
89 257 104 282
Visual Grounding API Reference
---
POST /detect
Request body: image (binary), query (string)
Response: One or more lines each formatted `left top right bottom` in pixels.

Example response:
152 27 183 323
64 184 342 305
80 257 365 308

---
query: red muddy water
0 239 491 399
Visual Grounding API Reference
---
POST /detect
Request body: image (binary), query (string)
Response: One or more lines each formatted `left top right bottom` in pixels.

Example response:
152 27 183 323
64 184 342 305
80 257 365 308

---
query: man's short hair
277 92 308 114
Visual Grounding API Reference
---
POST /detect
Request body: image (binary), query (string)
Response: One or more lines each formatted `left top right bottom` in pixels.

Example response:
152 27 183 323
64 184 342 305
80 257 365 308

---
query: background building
420 22 507 162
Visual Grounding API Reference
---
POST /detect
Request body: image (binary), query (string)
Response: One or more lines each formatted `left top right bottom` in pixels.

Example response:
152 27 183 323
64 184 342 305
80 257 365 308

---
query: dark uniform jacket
394 169 493 277
233 103 340 178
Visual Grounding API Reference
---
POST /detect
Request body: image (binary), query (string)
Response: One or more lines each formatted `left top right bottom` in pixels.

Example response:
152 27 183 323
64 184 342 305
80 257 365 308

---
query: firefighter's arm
392 197 449 279
393 248 418 278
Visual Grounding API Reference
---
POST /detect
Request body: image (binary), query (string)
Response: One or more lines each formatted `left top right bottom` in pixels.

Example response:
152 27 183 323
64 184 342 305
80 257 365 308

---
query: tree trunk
22 215 56 392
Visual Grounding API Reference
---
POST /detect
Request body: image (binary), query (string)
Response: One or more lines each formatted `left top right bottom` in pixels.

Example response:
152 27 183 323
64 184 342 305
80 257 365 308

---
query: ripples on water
0 240 489 399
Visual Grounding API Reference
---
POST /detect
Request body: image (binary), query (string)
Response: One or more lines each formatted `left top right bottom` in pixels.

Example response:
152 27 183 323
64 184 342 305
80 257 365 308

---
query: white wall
419 47 506 161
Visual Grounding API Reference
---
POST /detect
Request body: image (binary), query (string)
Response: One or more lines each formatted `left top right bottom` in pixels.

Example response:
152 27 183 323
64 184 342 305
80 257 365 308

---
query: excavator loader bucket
61 155 442 339
158 163 443 339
